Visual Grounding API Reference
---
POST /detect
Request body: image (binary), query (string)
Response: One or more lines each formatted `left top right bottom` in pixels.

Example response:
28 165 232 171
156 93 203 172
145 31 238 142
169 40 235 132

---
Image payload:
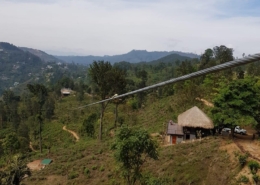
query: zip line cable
75 53 260 109
1 54 260 111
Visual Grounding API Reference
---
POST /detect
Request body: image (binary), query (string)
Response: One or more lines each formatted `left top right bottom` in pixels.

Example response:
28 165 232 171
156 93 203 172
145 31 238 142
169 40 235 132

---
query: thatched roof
178 106 214 129
167 120 183 135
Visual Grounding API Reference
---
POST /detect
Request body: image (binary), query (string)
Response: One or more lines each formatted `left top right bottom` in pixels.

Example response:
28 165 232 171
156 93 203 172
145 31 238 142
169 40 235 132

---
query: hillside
1 44 260 185
0 42 87 96
149 53 192 65
20 47 64 63
56 50 199 65
19 94 260 185
0 42 46 95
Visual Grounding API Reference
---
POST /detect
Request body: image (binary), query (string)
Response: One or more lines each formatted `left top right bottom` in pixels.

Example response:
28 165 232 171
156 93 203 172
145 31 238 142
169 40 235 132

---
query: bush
238 154 248 167
130 99 138 110
248 160 260 174
68 172 79 180
92 165 97 170
253 174 260 183
237 175 249 183
84 168 90 175
82 113 97 137
84 168 90 178
140 173 170 185
100 165 105 172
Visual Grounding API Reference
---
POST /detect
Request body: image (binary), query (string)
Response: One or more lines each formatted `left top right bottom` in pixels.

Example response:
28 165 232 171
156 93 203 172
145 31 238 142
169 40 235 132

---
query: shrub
68 172 79 180
130 99 138 110
253 174 260 183
238 154 248 167
237 175 249 183
84 168 90 175
92 165 97 170
82 113 97 137
248 160 260 174
100 165 105 172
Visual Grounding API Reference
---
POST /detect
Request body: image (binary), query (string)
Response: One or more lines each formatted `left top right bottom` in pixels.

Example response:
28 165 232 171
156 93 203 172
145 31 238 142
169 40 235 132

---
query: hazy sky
0 0 259 56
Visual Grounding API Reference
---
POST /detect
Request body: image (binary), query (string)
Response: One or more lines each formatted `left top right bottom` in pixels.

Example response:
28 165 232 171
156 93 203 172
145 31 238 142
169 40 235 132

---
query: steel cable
76 53 260 109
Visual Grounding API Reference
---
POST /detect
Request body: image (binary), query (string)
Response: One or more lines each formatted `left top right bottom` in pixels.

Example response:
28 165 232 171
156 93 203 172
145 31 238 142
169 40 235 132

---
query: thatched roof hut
178 106 214 129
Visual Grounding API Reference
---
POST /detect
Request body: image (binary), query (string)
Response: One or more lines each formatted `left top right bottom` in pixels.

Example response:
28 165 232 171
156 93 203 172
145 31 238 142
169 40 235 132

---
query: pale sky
0 0 259 57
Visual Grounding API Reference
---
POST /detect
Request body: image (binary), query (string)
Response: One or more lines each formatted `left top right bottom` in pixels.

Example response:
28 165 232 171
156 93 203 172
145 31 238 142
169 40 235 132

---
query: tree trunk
39 119 42 153
231 127 235 139
114 103 118 128
99 103 104 141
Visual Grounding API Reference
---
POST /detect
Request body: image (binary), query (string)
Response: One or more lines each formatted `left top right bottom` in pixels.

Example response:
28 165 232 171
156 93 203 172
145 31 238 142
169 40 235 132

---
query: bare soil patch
27 160 43 171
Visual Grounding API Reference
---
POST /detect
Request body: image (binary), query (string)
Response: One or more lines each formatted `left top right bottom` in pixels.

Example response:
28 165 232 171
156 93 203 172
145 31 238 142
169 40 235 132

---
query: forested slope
1 45 260 185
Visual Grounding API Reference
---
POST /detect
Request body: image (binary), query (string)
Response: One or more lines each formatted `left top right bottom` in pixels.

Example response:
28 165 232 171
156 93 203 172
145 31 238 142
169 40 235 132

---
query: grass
23 135 239 185
19 94 240 185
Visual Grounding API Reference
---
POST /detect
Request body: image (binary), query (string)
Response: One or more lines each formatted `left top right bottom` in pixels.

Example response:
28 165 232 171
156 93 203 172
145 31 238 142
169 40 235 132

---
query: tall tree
211 77 260 134
107 67 127 127
1 155 31 185
199 48 215 70
89 61 113 140
27 84 48 153
136 70 148 108
213 45 234 80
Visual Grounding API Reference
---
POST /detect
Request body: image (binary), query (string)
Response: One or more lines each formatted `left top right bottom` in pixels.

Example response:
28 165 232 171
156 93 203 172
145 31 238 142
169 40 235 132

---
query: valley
1 43 260 185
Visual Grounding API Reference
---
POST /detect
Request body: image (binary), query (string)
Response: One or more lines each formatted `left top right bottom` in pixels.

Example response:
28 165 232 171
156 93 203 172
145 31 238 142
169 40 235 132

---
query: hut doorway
186 134 190 140
172 136 177 144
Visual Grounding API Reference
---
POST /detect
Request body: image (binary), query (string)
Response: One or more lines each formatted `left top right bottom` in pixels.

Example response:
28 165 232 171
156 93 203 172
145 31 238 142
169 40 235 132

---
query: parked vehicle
222 128 231 133
234 126 247 135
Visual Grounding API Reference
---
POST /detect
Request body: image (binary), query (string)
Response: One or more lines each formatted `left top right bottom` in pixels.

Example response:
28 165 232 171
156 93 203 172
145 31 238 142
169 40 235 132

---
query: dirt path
29 142 37 152
196 97 214 107
62 125 79 141
234 135 260 162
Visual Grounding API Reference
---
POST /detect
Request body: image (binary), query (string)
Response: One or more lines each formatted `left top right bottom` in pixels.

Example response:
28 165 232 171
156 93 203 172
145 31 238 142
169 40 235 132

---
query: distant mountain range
56 50 200 65
0 41 200 95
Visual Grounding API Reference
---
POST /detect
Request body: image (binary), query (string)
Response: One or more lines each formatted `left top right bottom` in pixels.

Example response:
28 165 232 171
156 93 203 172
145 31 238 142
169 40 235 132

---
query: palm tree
1 155 31 185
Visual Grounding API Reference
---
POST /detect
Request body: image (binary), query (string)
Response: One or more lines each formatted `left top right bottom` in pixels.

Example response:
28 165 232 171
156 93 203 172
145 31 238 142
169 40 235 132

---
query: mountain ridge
19 47 64 63
55 49 200 65
0 42 86 96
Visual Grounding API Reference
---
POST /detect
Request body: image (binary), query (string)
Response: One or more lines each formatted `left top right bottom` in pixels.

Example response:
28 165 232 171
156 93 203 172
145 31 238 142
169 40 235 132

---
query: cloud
0 0 259 56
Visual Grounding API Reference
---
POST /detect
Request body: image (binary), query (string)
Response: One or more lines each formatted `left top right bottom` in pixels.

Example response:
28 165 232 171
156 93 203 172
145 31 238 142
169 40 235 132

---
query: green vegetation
0 155 31 185
0 42 87 96
248 160 260 174
112 126 158 185
1 44 260 184
253 174 260 183
212 77 260 134
238 154 249 167
237 175 249 184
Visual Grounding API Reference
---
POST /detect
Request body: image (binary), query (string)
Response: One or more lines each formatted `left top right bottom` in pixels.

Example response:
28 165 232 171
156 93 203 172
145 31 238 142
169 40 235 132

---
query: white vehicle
222 128 231 133
234 126 247 135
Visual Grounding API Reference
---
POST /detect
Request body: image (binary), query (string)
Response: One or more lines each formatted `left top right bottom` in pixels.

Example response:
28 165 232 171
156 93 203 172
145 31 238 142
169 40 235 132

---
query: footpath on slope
62 125 80 141
29 142 37 152
233 133 260 162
